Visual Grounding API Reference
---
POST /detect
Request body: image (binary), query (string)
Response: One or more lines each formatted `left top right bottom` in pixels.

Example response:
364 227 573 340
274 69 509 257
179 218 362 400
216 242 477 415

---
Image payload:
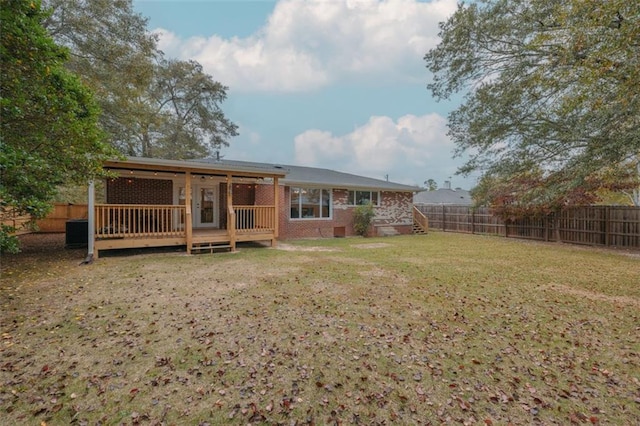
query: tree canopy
1 0 116 252
123 59 238 159
42 0 238 160
424 179 438 191
425 0 640 212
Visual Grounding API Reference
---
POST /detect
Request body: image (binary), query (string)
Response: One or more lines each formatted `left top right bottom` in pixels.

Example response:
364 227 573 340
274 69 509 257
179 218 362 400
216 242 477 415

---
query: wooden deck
93 204 277 258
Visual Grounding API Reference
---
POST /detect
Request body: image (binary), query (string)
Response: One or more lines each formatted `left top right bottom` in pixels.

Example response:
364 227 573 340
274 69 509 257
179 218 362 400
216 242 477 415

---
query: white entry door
177 184 219 228
194 186 218 228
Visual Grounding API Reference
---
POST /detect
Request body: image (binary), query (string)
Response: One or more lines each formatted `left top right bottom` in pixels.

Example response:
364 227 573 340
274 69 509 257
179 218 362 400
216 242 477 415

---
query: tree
598 160 640 206
42 0 158 152
425 0 640 212
0 0 116 253
129 59 239 159
624 161 640 206
41 0 239 160
424 179 438 191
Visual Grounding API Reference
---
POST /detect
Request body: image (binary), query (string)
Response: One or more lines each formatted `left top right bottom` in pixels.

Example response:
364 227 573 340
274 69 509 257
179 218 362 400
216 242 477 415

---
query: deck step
191 243 232 254
412 222 428 234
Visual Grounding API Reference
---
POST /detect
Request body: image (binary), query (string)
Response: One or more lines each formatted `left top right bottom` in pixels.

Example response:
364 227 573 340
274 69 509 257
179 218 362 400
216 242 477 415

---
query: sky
133 0 477 189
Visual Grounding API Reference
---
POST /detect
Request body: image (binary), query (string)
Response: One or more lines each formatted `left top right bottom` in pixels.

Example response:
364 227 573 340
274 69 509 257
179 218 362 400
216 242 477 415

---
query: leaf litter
1 232 639 424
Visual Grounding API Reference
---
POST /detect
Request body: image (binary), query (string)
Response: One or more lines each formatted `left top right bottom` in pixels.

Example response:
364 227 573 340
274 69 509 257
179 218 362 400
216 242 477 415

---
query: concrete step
377 226 400 237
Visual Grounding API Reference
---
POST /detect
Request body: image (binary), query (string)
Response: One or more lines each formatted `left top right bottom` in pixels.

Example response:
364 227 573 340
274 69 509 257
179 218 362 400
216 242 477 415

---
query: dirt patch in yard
350 242 391 249
275 243 339 252
541 283 640 308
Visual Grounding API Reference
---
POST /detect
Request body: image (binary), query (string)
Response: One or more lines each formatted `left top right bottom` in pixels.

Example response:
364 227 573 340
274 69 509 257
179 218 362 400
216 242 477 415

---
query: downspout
82 180 95 264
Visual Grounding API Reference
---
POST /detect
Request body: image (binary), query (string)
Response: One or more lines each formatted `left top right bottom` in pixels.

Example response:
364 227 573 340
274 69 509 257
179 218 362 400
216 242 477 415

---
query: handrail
413 205 429 233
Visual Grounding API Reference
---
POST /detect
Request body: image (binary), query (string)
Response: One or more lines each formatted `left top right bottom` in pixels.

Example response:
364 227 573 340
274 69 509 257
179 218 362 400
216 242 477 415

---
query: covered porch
89 157 287 259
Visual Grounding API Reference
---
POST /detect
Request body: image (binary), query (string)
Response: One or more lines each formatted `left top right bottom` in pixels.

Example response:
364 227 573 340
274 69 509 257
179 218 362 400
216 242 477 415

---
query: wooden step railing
413 205 429 233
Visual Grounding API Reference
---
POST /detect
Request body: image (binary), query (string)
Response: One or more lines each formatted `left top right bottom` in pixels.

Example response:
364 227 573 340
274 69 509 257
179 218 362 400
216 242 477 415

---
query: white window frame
290 187 332 220
348 190 380 206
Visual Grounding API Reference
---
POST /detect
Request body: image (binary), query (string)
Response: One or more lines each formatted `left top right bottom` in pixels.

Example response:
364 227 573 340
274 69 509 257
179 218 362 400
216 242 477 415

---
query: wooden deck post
87 180 96 260
185 172 192 254
272 177 279 247
227 174 236 251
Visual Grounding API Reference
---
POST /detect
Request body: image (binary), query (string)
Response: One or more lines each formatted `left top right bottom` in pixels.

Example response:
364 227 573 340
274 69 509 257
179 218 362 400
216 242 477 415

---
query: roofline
103 156 288 179
282 178 418 192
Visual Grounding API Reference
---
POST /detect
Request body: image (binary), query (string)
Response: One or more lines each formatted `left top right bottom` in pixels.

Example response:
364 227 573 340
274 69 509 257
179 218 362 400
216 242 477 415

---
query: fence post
442 205 446 232
604 206 610 247
504 219 508 238
544 215 549 242
553 212 561 242
471 209 475 234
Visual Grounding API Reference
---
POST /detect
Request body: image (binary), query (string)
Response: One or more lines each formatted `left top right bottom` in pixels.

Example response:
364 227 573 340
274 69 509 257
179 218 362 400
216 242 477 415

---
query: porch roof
104 156 288 179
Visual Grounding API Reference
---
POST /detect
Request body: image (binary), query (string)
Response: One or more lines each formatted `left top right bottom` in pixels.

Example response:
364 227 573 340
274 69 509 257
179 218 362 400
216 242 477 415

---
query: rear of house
90 157 420 258
255 163 419 239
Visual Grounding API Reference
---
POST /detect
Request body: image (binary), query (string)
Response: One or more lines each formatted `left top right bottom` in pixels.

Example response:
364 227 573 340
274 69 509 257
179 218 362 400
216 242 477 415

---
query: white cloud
153 0 457 92
293 113 467 187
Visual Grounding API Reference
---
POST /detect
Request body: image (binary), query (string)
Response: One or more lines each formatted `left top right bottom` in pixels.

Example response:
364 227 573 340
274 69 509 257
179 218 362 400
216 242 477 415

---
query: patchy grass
1 232 639 425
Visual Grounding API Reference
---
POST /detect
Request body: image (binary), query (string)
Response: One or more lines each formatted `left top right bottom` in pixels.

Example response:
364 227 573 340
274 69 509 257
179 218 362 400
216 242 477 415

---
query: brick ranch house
88 156 426 258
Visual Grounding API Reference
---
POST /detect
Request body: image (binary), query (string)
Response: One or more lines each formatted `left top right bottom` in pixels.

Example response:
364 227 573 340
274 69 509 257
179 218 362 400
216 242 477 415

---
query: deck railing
95 204 186 239
234 205 276 233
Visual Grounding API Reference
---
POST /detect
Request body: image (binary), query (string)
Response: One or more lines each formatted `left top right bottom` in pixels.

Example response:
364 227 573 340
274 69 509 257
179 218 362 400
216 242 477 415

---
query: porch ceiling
104 156 288 180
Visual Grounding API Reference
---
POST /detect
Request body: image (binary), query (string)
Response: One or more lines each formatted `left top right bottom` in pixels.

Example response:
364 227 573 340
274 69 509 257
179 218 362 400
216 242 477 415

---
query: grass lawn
1 232 639 425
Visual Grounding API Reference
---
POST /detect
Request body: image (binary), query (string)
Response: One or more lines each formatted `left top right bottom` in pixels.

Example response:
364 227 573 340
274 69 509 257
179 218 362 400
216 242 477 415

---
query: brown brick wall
255 183 275 205
106 177 173 204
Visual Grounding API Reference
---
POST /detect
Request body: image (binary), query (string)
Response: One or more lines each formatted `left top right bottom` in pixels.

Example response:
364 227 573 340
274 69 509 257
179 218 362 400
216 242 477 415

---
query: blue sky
133 0 477 189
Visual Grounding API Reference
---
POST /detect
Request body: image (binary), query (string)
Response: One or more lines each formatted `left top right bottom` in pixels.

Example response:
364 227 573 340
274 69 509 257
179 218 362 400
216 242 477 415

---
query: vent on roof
274 165 283 169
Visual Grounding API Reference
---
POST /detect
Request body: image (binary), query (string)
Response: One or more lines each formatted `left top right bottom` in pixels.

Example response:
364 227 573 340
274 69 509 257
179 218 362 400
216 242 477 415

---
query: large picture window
290 187 331 219
348 190 379 206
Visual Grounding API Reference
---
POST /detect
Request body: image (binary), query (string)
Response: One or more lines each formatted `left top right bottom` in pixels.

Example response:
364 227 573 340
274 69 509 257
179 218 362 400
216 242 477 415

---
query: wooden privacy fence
1 208 33 235
37 203 89 232
415 205 640 249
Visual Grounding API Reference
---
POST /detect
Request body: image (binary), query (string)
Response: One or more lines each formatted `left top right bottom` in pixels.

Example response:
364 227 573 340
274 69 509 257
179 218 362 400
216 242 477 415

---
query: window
348 190 379 206
290 187 331 219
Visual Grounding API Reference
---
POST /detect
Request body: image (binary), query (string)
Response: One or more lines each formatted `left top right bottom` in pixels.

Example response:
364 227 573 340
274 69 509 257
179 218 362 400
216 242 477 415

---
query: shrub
353 203 375 236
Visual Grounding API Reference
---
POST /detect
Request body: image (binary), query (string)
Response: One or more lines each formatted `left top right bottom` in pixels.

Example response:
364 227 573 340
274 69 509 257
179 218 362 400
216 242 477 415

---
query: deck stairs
191 242 233 254
412 221 428 234
412 206 429 235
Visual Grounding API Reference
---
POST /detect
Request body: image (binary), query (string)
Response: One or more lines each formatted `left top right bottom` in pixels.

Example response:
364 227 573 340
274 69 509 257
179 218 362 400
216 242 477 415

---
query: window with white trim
348 190 380 206
290 187 331 219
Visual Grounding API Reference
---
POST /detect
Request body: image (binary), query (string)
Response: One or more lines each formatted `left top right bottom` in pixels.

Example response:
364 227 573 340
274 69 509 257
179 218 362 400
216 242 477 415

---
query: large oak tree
425 0 640 211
